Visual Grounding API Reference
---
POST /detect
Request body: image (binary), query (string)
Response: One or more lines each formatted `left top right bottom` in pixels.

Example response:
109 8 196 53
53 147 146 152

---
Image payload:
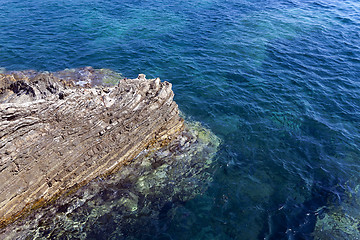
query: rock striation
0 68 185 228
1 121 220 239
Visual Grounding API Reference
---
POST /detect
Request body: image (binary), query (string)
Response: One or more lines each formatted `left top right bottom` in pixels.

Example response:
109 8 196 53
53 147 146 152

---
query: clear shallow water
1 0 360 239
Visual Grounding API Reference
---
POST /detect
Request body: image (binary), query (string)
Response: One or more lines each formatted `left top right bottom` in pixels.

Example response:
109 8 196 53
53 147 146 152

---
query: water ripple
1 0 360 239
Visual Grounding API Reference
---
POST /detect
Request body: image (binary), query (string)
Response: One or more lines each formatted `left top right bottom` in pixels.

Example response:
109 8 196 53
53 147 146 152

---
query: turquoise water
1 0 360 239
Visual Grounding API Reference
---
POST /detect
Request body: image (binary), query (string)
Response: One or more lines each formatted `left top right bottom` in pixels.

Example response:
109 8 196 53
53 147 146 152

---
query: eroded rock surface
1 121 220 239
0 68 185 228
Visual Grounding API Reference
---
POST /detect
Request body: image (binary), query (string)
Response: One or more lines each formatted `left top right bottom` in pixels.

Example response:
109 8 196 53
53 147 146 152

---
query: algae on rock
314 183 360 240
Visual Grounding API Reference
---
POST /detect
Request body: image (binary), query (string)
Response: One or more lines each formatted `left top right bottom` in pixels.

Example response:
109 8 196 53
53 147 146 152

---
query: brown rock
0 69 184 228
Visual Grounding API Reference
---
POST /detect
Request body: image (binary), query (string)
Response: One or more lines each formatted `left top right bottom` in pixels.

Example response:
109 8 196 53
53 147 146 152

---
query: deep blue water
1 0 360 239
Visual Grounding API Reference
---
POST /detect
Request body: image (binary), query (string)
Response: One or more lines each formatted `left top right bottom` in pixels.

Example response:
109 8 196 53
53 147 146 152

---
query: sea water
0 0 360 239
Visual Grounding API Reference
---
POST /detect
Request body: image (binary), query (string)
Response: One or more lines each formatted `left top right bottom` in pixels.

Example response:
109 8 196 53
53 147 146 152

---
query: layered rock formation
0 68 185 228
1 121 220 239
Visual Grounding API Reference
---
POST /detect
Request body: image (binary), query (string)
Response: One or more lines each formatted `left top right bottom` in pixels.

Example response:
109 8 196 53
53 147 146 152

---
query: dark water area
1 0 360 239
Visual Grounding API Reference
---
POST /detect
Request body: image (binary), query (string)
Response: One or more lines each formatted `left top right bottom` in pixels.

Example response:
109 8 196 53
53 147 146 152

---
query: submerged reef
0 67 220 238
314 183 360 240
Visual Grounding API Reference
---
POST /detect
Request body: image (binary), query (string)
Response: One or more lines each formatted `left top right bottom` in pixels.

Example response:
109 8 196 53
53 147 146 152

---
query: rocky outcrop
1 121 220 239
0 68 185 228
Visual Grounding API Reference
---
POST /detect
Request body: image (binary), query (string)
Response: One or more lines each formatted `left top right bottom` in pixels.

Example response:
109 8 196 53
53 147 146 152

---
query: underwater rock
314 184 360 240
0 67 187 229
